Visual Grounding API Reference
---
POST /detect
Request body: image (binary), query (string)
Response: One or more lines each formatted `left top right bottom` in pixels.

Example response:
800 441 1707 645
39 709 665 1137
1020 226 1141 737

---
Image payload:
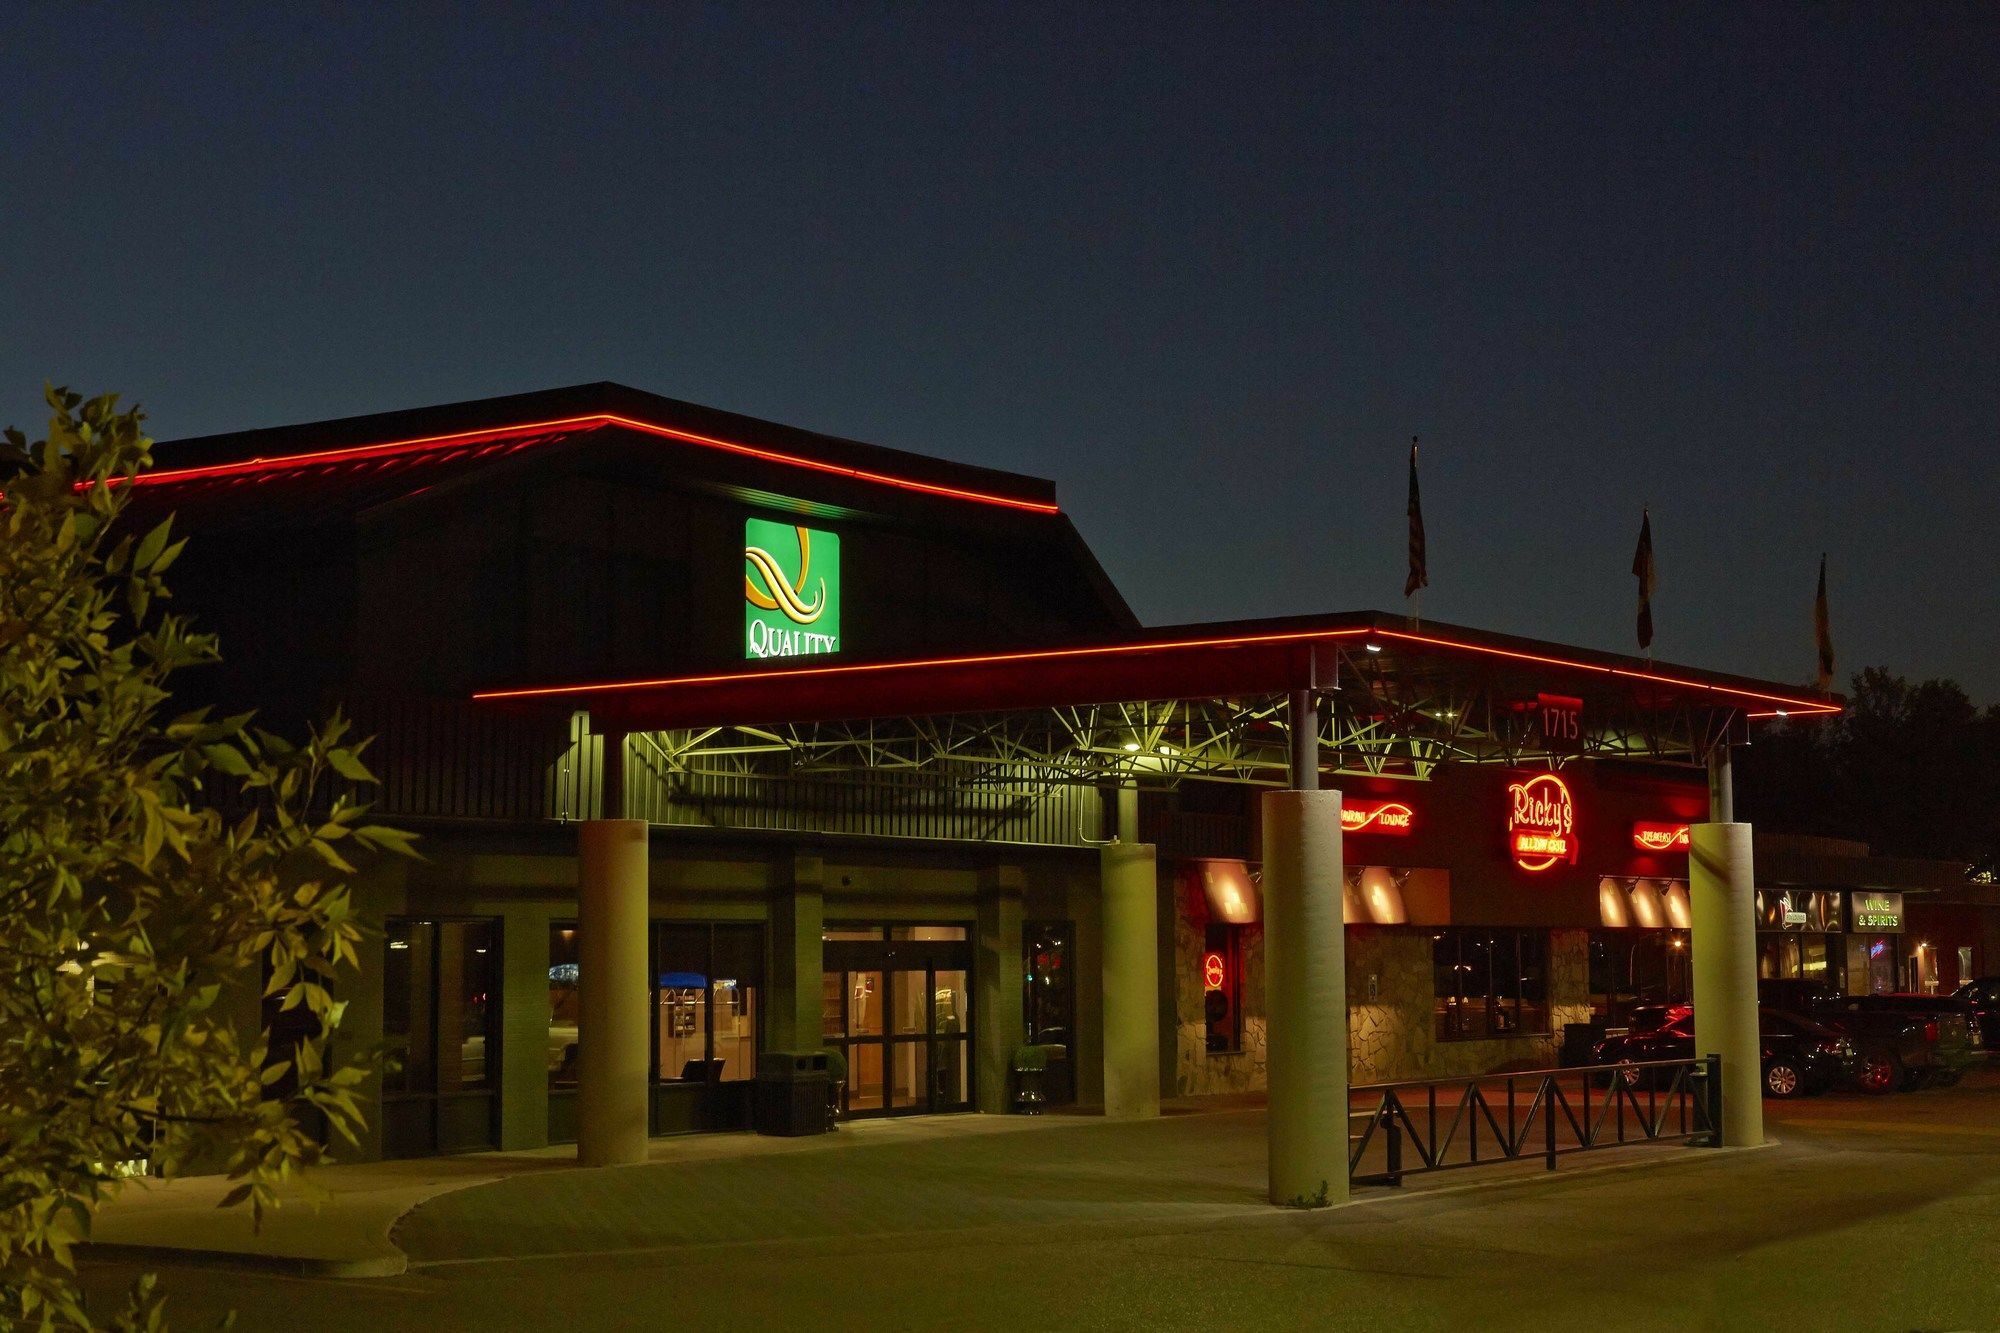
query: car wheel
1764 1061 1805 1099
1856 1052 1898 1095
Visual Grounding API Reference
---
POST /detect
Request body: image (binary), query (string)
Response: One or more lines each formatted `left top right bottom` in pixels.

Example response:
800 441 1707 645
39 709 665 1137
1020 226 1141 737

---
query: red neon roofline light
472 623 1841 715
474 627 1375 701
118 412 1062 514
1366 629 1842 714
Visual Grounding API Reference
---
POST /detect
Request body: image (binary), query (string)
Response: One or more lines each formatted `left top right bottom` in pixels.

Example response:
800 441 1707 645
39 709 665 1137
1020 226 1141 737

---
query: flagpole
1405 436 1427 631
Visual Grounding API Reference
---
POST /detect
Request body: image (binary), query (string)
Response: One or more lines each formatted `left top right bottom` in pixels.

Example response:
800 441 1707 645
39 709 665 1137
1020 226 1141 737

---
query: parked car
1591 1007 1858 1099
1950 978 2000 1052
1757 980 1968 1090
1835 994 1983 1086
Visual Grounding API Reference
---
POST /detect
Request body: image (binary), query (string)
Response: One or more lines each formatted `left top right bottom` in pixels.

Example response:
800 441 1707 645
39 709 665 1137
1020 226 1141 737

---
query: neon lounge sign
1508 773 1578 871
1341 801 1415 835
1632 822 1692 852
744 519 842 659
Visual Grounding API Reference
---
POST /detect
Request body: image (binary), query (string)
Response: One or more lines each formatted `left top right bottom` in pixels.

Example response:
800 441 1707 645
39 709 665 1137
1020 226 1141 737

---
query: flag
1814 554 1835 694
1632 508 1656 652
1403 438 1428 599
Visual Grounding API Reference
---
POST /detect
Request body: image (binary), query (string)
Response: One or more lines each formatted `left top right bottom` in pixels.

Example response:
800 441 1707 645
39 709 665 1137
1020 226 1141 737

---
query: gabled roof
132 382 1061 515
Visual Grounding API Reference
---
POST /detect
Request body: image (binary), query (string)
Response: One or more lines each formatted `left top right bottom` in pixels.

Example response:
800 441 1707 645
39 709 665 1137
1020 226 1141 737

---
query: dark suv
1951 978 2000 1052
1758 980 1976 1090
1592 1007 1858 1098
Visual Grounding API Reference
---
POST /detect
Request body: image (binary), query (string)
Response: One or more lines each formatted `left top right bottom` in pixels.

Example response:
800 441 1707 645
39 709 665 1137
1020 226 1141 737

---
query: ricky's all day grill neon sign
1508 773 1577 872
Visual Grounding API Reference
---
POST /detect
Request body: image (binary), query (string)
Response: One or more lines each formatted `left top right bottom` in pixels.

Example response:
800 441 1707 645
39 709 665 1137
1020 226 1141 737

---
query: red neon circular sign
1507 772 1577 872
1202 951 1227 991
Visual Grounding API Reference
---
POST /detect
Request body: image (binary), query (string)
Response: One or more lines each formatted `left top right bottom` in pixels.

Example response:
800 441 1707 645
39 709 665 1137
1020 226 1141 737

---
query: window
548 923 580 1089
385 918 500 1094
1023 921 1074 1047
655 923 763 1084
549 922 764 1090
1203 923 1243 1054
1023 921 1075 1106
1587 929 1690 1023
1433 929 1550 1040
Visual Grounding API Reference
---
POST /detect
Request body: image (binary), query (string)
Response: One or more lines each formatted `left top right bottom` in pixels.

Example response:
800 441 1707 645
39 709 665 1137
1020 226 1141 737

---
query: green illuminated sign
744 519 840 660
1850 890 1903 933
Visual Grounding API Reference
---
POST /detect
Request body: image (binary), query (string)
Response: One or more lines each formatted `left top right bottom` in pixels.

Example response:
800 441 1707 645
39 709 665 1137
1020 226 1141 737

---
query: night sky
4 6 1994 696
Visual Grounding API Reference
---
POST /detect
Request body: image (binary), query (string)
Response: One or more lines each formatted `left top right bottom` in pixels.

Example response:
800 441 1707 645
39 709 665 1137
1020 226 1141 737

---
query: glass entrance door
822 926 972 1118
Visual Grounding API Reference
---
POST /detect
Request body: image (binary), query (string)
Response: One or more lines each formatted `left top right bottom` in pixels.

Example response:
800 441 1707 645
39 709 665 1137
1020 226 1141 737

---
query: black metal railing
1347 1055 1721 1187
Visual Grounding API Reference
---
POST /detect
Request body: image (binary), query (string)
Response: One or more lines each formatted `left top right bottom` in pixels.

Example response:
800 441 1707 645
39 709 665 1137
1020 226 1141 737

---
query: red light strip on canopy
1368 628 1842 715
474 622 1843 716
474 626 1375 701
116 412 1062 514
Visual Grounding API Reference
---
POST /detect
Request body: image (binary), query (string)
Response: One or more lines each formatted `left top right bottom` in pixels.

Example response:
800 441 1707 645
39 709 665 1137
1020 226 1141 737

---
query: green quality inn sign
744 518 841 660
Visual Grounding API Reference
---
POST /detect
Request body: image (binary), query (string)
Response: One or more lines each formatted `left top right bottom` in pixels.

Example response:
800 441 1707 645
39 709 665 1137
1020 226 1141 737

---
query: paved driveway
79 1070 2000 1331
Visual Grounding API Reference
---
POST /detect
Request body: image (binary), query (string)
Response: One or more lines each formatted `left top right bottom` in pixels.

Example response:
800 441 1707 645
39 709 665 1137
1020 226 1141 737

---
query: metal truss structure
630 645 1739 793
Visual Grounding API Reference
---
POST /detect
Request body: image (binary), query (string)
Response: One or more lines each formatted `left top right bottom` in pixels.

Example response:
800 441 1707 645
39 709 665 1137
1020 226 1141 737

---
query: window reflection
1433 928 1549 1041
547 924 581 1088
385 917 499 1094
657 923 763 1084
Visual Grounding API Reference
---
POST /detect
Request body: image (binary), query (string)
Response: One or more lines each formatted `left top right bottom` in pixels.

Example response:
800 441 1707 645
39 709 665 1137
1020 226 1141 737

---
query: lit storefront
1753 834 1993 996
130 383 1840 1160
1170 763 1710 1093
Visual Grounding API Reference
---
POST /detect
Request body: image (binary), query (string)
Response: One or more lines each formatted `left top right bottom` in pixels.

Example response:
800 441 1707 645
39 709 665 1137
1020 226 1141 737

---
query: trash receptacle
1560 1021 1607 1067
756 1051 831 1137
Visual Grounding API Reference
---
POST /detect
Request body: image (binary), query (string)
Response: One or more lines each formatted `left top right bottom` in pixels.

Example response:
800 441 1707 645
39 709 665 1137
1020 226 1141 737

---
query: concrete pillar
1262 788 1348 1206
343 870 394 1163
1708 744 1735 823
1114 783 1139 844
1101 831 1160 1120
1289 689 1319 791
497 904 553 1150
1691 821 1763 1148
769 855 826 1053
576 819 650 1166
976 866 1027 1113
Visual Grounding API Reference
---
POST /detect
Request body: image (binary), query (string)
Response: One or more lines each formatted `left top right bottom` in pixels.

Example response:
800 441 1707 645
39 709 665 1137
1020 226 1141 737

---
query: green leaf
326 747 375 784
134 517 173 571
202 742 253 777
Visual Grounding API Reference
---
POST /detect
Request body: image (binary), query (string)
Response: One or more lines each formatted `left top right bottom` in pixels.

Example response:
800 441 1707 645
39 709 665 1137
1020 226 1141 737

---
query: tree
1739 667 2000 870
0 388 412 1327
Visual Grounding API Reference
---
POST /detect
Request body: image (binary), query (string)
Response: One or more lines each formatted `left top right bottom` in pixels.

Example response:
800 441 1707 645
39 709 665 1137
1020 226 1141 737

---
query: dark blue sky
4 5 1994 696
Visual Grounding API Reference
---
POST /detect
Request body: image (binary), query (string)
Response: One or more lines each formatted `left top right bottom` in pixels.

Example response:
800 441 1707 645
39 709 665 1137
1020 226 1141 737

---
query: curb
78 1240 407 1279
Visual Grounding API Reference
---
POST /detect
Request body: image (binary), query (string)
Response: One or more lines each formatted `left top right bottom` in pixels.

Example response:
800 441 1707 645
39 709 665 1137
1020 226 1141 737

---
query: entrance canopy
476 611 1839 786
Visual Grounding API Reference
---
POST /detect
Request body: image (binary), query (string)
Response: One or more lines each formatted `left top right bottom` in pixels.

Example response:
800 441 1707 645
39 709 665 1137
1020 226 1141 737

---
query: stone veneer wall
1171 906 1592 1093
1347 927 1592 1084
1173 909 1268 1095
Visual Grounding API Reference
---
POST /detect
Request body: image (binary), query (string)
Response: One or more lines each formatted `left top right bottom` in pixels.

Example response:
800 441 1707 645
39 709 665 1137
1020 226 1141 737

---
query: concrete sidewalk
81 1092 1720 1277
81 1104 1095 1276
85 1156 524 1277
